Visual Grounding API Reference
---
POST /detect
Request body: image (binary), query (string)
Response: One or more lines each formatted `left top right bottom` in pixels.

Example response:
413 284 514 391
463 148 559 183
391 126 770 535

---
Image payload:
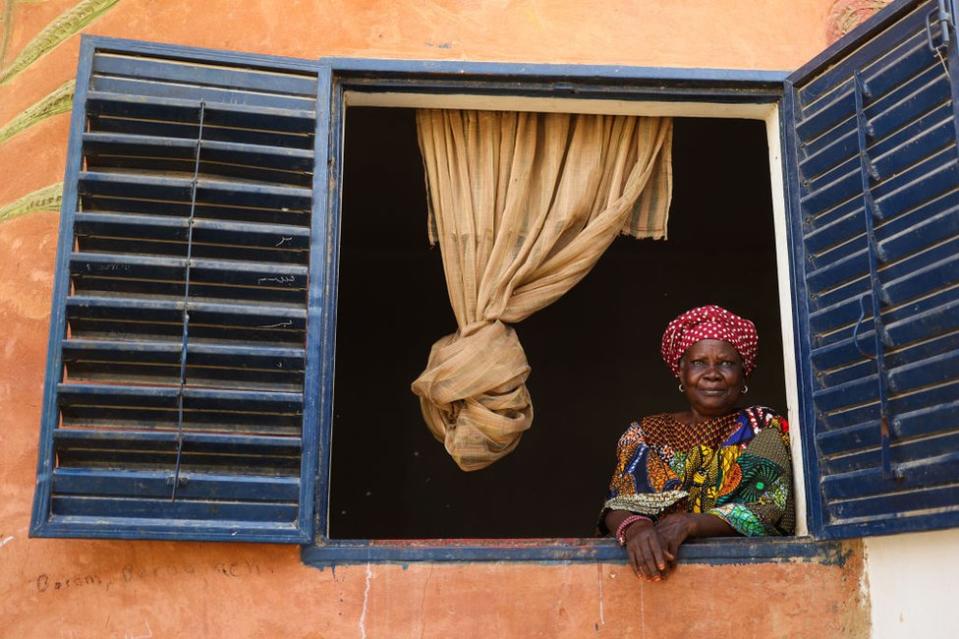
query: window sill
301 536 846 567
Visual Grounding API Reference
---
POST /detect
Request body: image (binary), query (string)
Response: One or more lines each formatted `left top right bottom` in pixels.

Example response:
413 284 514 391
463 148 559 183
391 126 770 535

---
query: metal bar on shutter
926 0 953 50
171 101 206 501
945 2 959 155
850 70 899 480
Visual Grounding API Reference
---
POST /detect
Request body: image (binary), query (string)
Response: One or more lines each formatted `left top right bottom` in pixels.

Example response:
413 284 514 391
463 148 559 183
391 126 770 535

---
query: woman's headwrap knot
660 305 759 378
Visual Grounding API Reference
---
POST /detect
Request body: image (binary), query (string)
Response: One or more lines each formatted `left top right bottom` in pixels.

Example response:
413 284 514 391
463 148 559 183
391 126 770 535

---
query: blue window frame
31 0 959 558
304 59 798 565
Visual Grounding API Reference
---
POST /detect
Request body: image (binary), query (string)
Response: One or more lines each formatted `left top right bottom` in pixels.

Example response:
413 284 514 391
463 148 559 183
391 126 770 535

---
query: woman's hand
622 519 681 581
650 513 696 571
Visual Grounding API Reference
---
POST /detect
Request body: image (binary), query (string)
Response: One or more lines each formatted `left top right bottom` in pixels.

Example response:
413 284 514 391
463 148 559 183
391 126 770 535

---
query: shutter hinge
926 0 956 52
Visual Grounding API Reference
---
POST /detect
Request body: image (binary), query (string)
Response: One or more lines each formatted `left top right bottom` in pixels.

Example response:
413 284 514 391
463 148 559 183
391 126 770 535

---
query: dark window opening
329 108 786 539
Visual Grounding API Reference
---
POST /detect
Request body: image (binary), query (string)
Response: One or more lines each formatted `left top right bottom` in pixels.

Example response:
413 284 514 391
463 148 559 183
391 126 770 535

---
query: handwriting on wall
34 559 274 594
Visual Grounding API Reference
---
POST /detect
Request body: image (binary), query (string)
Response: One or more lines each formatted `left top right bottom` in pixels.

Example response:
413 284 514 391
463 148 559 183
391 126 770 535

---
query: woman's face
679 339 746 419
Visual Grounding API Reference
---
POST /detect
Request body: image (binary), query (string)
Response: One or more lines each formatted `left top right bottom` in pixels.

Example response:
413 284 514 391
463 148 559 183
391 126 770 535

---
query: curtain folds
412 109 673 471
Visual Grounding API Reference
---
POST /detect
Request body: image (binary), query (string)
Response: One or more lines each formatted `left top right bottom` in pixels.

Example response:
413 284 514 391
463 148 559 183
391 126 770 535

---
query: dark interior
329 108 786 539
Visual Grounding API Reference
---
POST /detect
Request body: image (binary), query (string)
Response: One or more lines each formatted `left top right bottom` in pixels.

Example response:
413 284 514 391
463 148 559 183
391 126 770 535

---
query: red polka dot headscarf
660 305 759 378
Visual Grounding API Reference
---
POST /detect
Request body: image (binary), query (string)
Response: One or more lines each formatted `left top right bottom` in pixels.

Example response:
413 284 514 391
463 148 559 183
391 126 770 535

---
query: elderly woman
600 305 794 581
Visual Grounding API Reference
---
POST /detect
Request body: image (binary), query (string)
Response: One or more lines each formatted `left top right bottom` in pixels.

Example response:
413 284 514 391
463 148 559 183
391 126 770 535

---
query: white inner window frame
341 90 808 537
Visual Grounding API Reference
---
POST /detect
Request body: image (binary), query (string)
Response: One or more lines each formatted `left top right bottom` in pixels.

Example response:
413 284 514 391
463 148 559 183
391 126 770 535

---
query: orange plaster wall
1 0 837 123
3 0 835 68
0 116 69 204
0 1 871 637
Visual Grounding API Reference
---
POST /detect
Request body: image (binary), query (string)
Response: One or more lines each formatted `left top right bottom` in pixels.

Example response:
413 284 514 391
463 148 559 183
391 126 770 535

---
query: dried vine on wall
0 0 120 84
0 182 63 223
0 0 120 225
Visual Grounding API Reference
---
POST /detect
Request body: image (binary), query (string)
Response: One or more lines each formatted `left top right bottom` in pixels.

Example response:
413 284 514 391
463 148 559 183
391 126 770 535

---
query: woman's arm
603 509 643 539
658 512 737 540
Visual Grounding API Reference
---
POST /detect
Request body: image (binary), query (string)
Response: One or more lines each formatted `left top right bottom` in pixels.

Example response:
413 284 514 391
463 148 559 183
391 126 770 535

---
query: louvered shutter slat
52 468 300 501
83 133 315 187
86 91 316 147
91 53 319 97
74 212 311 262
90 65 316 111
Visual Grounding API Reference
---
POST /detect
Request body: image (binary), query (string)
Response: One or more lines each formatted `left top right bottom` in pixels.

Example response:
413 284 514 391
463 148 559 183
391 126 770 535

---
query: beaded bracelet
615 514 652 546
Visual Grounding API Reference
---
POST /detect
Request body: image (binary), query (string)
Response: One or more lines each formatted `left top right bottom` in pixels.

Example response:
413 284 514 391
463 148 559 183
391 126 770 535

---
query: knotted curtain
412 109 673 471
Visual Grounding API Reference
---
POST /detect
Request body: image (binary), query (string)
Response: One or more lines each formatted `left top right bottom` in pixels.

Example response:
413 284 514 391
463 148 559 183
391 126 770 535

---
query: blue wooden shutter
30 38 329 542
785 0 959 538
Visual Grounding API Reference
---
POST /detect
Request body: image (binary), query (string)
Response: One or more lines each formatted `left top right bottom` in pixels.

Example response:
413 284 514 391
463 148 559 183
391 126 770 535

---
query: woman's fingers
627 542 646 579
664 534 683 568
626 535 653 579
639 538 659 579
626 528 677 582
648 535 669 573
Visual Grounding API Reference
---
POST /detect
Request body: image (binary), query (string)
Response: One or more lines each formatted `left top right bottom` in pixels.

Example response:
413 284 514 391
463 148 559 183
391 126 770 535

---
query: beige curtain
412 109 672 471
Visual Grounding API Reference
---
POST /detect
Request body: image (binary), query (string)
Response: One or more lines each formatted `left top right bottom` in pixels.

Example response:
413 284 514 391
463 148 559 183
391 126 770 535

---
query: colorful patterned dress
600 406 795 536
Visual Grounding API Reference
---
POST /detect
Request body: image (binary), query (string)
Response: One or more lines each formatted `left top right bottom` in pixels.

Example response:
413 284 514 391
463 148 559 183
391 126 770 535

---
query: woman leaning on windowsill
599 305 794 582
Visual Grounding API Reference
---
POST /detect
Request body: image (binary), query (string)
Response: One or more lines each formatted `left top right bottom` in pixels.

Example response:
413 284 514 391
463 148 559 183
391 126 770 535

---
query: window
307 62 810 564
329 109 787 540
31 0 959 560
